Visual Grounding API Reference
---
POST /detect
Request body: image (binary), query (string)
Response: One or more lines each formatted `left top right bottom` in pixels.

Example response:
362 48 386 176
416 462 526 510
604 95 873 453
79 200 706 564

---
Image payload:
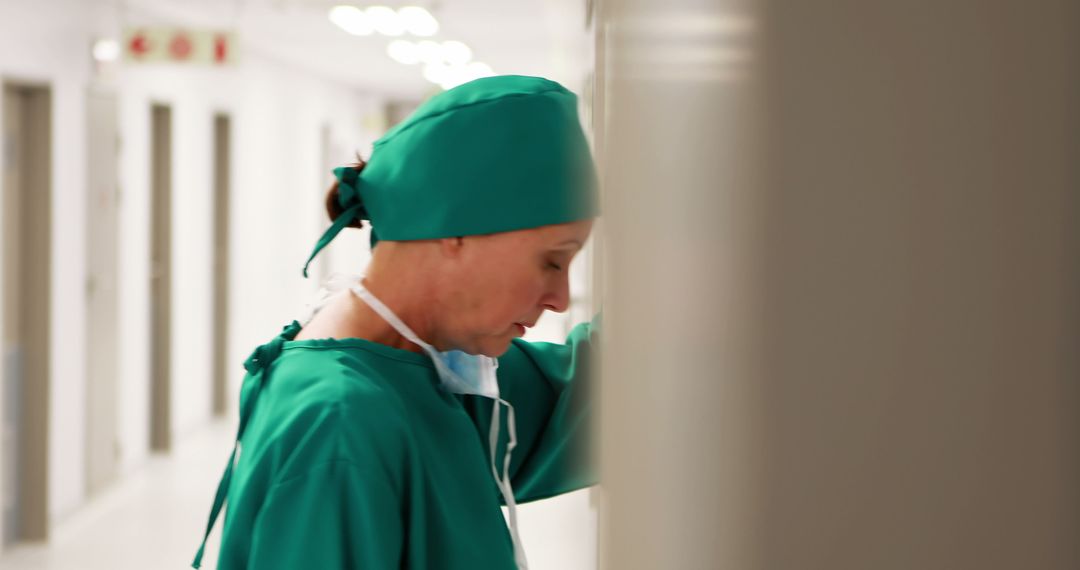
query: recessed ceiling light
366 6 405 36
415 40 443 64
440 41 472 66
329 5 374 36
431 61 496 90
387 39 420 65
93 39 120 62
398 6 439 37
422 61 452 84
466 61 495 78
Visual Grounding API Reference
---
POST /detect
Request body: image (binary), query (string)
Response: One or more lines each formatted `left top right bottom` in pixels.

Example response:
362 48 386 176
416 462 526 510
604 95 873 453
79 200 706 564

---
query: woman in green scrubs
193 75 599 570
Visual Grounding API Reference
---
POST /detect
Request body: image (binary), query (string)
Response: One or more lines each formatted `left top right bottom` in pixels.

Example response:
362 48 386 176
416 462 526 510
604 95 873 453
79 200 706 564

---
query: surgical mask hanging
349 281 500 400
349 280 529 570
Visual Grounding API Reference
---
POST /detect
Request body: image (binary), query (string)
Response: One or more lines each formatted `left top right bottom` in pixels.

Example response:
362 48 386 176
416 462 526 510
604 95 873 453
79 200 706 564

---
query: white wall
0 0 382 541
111 54 382 478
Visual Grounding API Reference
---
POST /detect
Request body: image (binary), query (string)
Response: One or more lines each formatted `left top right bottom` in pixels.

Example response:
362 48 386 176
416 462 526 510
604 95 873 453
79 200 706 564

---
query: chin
475 338 513 358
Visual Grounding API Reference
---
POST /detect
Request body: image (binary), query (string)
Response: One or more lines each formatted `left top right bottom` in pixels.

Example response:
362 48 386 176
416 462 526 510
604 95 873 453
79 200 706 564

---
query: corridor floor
0 420 596 569
1 422 232 570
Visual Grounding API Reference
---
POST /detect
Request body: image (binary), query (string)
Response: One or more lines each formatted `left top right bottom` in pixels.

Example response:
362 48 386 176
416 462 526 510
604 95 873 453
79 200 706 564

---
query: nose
542 273 571 313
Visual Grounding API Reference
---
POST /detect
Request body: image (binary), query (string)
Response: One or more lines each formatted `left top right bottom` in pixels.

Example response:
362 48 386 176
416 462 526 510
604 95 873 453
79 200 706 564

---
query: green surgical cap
303 75 598 277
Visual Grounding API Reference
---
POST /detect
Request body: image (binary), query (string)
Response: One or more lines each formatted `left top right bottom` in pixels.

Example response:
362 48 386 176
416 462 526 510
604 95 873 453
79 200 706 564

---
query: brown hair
324 157 367 228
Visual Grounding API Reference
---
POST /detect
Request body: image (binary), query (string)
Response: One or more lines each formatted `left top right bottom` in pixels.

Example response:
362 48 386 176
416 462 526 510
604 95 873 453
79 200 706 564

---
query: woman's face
436 219 594 356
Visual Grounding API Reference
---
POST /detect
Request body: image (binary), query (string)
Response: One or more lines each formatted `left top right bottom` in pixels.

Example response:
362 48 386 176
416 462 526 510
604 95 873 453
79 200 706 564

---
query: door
211 113 230 417
1 82 52 546
149 104 172 453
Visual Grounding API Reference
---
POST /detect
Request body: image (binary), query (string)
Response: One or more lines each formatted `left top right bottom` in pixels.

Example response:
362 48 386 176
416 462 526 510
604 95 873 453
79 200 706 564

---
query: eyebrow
552 239 583 250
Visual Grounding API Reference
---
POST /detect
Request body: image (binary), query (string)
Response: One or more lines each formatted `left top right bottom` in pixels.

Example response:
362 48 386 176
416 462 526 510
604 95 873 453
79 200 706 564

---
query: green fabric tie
302 203 363 278
192 321 302 568
302 166 368 278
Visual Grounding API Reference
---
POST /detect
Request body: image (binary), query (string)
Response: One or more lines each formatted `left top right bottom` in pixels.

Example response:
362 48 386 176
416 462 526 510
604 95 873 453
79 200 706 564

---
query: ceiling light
366 6 404 36
92 39 120 62
439 72 468 90
440 40 472 66
387 40 420 65
466 61 495 78
329 5 374 36
422 61 452 84
438 77 465 90
415 40 443 64
432 61 496 90
398 6 439 37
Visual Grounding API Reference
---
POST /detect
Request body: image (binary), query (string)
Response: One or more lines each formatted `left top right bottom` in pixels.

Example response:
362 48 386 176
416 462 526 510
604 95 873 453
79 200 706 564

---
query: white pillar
598 0 1080 568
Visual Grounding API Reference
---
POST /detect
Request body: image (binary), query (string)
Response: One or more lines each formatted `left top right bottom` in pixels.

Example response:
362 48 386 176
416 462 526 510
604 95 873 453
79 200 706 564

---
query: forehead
469 220 593 254
532 219 593 244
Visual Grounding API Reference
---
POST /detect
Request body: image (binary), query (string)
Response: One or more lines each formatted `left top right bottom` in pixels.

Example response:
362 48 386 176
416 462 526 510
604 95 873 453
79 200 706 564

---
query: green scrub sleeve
462 316 599 504
244 459 404 568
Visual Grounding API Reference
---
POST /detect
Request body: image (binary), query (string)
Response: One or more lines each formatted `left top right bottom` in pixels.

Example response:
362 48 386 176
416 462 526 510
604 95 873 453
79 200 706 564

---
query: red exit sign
123 28 237 64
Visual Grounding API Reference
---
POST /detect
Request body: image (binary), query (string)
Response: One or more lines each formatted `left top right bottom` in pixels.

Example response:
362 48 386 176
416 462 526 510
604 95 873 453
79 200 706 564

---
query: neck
348 244 441 354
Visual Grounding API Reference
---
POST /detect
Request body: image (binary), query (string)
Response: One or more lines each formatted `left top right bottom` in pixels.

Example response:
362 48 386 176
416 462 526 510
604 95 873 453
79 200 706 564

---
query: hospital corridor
1 0 1080 569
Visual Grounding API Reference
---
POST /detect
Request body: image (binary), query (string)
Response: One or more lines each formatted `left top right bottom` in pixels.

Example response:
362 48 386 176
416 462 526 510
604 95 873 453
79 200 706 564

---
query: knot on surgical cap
332 165 369 225
302 166 372 278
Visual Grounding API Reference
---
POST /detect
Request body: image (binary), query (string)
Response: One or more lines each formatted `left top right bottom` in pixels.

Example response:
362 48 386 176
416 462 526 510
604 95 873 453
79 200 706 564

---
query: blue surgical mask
436 349 501 398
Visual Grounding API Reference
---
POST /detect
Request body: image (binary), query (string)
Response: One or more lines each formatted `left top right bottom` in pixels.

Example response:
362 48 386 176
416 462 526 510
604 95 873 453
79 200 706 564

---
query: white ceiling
111 0 593 99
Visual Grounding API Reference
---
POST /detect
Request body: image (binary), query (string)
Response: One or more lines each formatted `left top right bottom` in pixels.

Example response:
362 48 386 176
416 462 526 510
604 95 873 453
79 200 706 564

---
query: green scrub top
205 318 596 569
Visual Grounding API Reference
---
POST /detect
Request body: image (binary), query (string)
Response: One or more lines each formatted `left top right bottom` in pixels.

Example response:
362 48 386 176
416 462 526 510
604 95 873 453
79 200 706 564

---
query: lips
512 320 536 337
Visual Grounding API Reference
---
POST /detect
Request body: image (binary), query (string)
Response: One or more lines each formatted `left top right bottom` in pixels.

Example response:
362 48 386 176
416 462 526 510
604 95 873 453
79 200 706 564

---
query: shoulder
252 348 415 480
267 342 413 408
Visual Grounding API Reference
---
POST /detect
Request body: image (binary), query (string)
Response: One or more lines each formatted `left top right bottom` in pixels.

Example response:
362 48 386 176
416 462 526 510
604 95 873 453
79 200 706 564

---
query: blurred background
0 0 597 568
2 0 1080 568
